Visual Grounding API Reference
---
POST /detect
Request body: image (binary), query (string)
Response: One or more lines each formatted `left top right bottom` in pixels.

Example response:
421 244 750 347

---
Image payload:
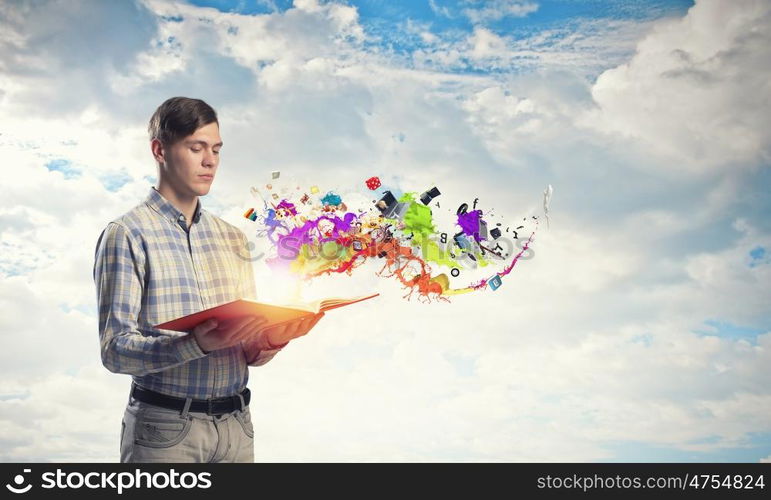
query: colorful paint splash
245 177 541 302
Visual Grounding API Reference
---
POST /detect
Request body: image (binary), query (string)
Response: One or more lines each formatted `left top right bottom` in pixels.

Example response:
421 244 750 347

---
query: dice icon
365 176 381 190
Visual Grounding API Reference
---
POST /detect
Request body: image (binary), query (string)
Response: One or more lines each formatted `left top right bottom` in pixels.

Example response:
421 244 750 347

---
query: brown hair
148 97 218 146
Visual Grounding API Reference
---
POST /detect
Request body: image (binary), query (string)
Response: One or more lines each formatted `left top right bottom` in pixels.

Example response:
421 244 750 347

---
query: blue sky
188 0 695 76
0 0 769 463
189 0 694 29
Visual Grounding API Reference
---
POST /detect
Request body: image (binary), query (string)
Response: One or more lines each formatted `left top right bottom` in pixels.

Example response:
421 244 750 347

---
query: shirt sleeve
93 222 208 376
236 230 286 367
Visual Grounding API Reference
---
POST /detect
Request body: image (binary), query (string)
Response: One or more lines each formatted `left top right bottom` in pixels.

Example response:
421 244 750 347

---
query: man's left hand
252 312 325 350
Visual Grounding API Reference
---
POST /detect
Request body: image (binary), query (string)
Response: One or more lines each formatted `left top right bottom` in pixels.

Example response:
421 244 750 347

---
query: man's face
156 121 222 197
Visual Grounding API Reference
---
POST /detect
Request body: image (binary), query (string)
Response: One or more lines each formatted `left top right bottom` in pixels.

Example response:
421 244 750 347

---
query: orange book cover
154 293 380 332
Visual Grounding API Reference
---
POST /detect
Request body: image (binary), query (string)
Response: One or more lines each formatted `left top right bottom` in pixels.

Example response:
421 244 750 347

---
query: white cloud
0 0 159 115
428 0 453 19
463 0 539 24
468 26 509 59
587 0 771 173
0 365 127 462
410 17 662 79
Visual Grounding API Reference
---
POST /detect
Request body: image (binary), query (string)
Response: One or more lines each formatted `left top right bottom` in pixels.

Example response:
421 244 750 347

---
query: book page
244 298 317 313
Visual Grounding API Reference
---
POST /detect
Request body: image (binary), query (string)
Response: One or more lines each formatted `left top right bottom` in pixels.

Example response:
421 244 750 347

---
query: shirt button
178 214 185 220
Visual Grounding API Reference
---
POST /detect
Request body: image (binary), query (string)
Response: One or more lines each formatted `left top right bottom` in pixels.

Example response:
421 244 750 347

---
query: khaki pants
120 394 255 463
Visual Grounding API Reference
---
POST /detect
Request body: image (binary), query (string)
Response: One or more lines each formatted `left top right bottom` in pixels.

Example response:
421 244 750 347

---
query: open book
154 293 379 332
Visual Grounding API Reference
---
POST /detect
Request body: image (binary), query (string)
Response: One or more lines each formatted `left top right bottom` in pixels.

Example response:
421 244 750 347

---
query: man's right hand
192 316 268 354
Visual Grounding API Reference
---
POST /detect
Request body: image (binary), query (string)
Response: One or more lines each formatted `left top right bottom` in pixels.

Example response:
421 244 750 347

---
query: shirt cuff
174 334 209 362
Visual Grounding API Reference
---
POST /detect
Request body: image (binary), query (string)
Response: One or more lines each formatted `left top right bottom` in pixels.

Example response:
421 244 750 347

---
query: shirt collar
146 187 202 226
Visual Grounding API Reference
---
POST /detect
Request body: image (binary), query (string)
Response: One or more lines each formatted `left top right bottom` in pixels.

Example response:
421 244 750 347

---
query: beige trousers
120 394 255 463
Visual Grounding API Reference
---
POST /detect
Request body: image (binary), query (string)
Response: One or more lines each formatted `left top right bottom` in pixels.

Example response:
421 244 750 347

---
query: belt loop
181 397 192 418
237 393 246 412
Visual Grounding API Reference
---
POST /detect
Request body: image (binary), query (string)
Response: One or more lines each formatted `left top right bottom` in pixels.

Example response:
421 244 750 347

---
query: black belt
131 383 250 416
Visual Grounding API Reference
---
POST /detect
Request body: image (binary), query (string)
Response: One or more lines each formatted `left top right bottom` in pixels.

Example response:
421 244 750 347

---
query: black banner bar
0 463 767 499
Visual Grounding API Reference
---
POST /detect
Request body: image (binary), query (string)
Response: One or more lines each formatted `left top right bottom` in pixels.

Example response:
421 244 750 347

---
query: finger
280 316 311 339
297 316 314 333
307 313 324 329
240 316 266 334
218 315 257 335
228 319 267 347
287 318 308 336
252 317 270 330
231 329 256 347
242 318 269 341
224 317 261 341
195 318 219 335
263 322 291 346
265 323 286 337
301 313 320 329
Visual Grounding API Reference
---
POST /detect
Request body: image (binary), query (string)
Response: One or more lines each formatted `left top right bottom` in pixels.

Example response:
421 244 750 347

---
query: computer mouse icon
5 469 32 494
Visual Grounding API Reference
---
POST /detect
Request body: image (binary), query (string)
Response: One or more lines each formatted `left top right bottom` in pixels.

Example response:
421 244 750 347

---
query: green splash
397 192 474 268
399 192 434 238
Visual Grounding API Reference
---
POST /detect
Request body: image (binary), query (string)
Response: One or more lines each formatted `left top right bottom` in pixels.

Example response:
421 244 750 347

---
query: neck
156 179 198 226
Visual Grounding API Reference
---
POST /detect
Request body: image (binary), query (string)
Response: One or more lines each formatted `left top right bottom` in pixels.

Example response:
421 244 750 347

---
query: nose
202 149 216 168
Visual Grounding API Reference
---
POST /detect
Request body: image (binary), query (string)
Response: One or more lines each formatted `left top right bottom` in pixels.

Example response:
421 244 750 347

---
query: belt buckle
207 396 229 416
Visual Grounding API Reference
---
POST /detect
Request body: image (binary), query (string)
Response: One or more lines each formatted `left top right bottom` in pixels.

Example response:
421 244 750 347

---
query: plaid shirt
93 187 281 399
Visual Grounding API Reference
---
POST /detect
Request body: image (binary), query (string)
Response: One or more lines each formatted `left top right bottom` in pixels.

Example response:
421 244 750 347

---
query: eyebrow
185 139 224 147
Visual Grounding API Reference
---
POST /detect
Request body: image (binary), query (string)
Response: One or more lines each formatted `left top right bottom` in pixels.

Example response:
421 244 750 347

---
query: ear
150 138 166 165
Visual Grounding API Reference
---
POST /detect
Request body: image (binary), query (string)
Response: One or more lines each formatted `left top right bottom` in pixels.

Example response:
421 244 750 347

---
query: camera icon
5 469 32 494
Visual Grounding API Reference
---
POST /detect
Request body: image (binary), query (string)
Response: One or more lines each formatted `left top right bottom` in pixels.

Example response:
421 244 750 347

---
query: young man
93 97 323 463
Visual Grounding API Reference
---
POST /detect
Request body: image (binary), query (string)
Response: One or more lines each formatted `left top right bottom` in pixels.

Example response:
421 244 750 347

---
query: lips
198 174 214 180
